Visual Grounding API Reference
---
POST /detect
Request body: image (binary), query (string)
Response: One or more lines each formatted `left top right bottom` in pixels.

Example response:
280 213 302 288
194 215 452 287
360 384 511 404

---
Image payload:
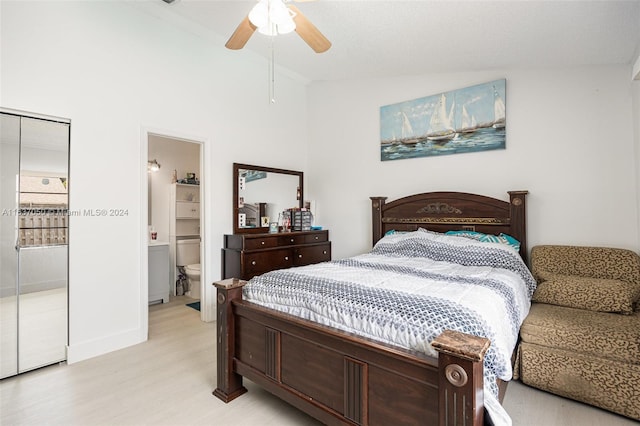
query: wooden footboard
214 278 491 426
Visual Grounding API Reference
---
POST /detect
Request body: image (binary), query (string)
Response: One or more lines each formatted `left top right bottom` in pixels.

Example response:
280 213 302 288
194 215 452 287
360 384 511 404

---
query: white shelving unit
169 183 200 294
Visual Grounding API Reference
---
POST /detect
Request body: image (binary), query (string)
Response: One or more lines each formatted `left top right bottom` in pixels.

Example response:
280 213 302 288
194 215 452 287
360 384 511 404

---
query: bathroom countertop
148 240 170 246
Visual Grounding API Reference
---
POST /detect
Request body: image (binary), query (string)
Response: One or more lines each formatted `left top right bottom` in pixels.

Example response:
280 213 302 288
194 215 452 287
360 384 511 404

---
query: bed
214 190 532 426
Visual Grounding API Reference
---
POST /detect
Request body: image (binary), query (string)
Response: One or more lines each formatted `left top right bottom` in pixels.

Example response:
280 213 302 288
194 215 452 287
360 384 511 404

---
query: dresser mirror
233 163 304 234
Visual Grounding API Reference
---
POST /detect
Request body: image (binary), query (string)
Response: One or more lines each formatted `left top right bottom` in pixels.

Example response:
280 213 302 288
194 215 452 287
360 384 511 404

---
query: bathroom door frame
139 126 209 335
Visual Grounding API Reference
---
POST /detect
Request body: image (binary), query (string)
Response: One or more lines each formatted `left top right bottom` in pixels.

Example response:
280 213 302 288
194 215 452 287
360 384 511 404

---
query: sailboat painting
380 79 506 161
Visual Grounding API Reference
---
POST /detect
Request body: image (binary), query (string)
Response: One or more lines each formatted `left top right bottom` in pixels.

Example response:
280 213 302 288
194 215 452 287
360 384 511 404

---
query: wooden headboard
371 190 529 262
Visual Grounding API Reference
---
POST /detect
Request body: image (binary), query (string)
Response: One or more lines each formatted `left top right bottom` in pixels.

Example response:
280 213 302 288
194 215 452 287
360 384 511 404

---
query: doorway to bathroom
146 133 205 322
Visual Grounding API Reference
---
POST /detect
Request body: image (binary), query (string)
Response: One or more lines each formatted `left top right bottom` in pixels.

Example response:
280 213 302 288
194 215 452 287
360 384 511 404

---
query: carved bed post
432 330 491 426
508 190 528 263
213 278 248 403
370 196 387 246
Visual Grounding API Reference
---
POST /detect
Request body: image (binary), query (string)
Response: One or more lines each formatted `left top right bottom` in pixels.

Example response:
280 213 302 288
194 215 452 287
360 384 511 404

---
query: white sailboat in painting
459 105 478 134
492 86 506 129
401 112 413 138
427 94 456 142
400 111 420 145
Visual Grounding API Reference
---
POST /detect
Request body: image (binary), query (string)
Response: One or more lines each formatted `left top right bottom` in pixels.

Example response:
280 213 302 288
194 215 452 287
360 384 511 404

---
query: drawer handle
323 250 327 255
284 256 289 261
261 241 265 245
251 261 256 265
290 238 295 243
314 236 319 240
298 254 303 258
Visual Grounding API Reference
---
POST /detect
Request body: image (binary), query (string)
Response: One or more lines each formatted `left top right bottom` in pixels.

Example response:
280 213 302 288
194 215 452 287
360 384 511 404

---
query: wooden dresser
222 230 331 280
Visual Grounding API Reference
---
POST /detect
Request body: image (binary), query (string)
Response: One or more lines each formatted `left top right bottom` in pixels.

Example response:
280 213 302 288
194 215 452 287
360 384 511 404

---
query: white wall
307 67 640 259
1 1 308 362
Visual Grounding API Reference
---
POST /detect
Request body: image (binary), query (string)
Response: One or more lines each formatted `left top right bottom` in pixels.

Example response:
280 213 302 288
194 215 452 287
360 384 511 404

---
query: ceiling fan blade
289 5 331 53
225 16 257 50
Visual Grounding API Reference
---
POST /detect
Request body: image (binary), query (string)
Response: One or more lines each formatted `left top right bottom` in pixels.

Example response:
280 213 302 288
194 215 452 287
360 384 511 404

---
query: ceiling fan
225 0 331 53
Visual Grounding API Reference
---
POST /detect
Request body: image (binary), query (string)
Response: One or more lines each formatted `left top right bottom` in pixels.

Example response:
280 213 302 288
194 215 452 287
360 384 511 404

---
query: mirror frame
233 163 304 234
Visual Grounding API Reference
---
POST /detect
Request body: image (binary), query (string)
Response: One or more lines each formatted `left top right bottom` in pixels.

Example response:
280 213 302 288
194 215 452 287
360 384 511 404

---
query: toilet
176 239 201 299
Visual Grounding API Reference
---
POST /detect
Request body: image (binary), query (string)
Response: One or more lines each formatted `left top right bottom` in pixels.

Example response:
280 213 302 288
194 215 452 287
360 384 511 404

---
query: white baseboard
66 327 146 364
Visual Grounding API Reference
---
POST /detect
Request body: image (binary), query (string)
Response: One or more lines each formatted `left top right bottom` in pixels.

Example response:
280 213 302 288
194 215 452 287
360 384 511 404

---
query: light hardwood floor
1 297 637 426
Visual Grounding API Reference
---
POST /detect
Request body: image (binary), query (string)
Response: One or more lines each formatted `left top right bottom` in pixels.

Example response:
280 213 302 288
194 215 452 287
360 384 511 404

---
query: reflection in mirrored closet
0 109 70 378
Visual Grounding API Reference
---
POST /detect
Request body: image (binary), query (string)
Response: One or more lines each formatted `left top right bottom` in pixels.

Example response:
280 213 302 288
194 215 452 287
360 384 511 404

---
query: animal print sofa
514 245 640 420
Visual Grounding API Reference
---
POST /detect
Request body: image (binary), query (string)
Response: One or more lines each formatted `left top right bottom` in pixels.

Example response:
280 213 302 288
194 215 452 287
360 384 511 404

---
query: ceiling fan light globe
248 0 269 28
277 16 296 34
257 23 278 36
269 0 290 24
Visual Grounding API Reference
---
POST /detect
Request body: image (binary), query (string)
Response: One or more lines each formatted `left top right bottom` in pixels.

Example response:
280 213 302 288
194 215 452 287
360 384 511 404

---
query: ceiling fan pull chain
269 35 276 104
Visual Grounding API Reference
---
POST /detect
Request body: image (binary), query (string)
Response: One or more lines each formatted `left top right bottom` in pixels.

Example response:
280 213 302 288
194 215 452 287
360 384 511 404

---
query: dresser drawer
243 248 294 276
304 232 327 244
294 242 331 266
279 234 306 246
244 236 280 250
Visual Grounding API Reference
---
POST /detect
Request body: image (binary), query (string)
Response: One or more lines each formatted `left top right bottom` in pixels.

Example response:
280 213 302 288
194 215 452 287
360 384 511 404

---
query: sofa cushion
520 303 640 365
532 274 640 314
517 342 640 420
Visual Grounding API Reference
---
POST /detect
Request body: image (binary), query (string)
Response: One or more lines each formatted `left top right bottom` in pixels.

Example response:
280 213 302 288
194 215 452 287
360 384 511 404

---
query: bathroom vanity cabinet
222 230 331 280
149 242 170 304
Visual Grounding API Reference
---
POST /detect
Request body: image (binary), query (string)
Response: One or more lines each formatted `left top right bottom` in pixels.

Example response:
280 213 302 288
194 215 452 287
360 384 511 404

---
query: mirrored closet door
1 110 70 378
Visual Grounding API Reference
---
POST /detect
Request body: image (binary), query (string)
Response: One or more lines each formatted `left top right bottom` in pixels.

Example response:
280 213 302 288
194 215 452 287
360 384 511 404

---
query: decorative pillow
498 233 521 251
445 230 521 251
385 229 415 237
532 274 640 315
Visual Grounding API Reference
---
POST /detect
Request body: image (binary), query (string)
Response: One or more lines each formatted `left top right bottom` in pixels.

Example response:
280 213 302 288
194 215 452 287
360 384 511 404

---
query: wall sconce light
148 159 161 172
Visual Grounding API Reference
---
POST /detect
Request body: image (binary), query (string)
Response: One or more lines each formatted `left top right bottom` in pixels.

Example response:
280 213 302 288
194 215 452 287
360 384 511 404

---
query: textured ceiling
140 0 640 82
